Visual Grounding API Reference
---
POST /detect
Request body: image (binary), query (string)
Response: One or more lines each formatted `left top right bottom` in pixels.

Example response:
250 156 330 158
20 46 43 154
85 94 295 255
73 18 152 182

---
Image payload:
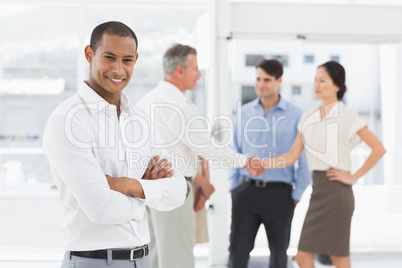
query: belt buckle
130 246 145 261
255 180 266 188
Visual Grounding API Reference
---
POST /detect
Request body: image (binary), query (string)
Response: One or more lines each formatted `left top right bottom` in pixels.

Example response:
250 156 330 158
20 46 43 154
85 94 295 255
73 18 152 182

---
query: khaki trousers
147 181 195 268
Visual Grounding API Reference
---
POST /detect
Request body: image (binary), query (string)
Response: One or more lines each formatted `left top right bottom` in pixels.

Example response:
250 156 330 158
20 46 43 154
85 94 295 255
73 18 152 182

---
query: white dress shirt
297 101 367 171
136 81 247 177
43 82 186 251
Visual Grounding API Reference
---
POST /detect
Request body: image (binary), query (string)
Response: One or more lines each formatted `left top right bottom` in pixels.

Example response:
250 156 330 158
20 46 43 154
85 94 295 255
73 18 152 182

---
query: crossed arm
106 155 174 198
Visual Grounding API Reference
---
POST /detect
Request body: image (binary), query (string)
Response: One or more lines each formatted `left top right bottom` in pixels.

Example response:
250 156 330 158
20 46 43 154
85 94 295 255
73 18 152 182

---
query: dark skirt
298 170 354 257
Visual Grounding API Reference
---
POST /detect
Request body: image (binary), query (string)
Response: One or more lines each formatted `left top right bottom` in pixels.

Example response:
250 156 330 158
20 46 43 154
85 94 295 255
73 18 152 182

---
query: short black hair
256 59 283 79
90 21 138 54
319 61 347 100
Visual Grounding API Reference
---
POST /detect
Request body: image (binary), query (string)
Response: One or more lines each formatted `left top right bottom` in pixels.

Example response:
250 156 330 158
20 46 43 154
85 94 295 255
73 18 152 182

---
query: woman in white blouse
256 61 386 268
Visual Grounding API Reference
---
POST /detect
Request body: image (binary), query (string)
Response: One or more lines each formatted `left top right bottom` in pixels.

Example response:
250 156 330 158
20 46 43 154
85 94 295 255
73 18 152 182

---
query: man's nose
112 61 124 75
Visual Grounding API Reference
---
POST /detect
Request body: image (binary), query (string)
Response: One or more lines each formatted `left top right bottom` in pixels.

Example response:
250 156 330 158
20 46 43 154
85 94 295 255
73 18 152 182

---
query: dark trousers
228 180 294 268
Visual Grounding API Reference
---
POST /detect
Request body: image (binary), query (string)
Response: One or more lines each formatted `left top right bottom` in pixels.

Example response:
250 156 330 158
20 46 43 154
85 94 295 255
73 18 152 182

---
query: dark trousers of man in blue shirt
228 178 294 268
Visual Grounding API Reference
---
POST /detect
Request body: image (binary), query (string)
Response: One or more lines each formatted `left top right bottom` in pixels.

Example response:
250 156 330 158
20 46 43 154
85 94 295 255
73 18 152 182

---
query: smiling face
254 67 282 99
314 66 339 101
85 33 138 103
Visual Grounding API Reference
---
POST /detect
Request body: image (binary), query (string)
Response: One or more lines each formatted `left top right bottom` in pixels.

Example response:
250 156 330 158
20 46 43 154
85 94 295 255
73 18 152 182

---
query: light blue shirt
228 97 311 201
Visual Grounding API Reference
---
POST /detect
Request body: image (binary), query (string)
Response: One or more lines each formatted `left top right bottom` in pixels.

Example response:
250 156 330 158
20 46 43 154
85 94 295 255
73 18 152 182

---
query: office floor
2 253 400 268
194 253 402 268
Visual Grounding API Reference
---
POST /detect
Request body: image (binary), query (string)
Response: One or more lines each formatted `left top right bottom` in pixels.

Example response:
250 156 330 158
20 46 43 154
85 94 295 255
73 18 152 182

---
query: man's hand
142 155 174 180
200 182 215 199
193 188 208 212
193 172 215 199
244 156 266 176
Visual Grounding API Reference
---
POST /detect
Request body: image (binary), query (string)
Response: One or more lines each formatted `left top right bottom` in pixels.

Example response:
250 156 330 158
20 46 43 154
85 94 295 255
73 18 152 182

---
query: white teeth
109 77 123 83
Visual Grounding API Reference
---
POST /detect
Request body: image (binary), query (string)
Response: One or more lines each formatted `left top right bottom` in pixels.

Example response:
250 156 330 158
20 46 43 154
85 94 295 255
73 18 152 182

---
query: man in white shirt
136 43 264 268
43 21 186 268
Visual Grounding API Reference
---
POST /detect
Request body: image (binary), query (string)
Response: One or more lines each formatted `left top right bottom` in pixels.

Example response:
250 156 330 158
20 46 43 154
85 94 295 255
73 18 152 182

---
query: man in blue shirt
228 59 311 268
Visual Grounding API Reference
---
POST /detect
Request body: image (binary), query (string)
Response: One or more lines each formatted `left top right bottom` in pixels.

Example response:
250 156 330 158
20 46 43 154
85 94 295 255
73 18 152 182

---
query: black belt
184 176 192 181
241 176 291 189
71 244 148 261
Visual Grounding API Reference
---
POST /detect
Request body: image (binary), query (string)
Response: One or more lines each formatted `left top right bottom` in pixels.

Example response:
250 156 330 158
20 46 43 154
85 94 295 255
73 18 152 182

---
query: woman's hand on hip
327 168 356 185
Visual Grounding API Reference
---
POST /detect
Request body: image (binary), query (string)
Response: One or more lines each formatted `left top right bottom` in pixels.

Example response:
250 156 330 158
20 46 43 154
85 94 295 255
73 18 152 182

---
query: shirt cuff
235 153 248 169
292 188 304 201
137 179 163 206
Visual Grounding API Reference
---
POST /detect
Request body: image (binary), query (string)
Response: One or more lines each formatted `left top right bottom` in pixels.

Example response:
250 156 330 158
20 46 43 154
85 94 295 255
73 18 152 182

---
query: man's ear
277 76 283 85
175 65 184 76
84 45 94 63
134 53 139 65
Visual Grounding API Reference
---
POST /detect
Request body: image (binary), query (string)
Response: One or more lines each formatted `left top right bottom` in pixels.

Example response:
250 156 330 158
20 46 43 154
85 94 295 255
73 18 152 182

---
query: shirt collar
276 95 288 110
78 81 131 115
156 81 189 104
253 95 287 111
326 100 343 119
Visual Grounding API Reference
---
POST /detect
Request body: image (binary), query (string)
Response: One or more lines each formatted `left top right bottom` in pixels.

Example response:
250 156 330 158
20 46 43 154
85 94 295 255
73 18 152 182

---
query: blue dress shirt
228 97 311 201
